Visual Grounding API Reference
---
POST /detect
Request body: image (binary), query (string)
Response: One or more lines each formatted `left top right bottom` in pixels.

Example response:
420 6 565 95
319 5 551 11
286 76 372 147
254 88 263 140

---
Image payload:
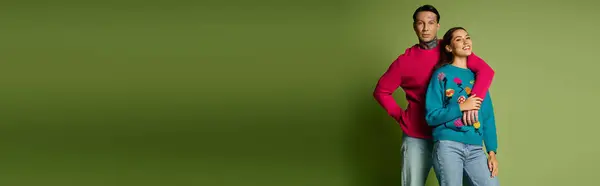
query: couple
373 5 500 186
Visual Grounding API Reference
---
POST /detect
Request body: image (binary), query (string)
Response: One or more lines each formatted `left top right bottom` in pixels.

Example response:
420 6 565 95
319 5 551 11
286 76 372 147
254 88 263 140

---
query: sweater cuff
486 147 497 154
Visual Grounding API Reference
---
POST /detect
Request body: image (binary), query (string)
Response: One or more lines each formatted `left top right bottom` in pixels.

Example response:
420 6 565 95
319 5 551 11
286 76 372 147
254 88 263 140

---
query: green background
1 0 597 185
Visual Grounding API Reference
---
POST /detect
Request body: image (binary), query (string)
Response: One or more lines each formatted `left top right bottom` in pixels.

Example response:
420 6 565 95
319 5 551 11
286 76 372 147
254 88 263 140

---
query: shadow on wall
345 73 439 186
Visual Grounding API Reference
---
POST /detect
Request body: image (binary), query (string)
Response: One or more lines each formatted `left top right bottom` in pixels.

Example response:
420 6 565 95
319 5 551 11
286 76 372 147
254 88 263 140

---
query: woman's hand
488 152 498 178
459 94 482 111
462 110 479 125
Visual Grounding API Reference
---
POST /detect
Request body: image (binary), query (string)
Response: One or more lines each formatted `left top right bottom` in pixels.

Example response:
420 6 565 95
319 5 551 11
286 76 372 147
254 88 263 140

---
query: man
373 5 495 186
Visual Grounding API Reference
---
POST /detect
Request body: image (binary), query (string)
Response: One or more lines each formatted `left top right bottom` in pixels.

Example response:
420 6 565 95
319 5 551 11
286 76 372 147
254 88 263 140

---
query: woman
424 27 499 186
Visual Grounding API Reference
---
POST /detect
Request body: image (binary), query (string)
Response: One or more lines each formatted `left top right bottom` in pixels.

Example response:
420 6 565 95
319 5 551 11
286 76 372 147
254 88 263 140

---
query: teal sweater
425 64 498 153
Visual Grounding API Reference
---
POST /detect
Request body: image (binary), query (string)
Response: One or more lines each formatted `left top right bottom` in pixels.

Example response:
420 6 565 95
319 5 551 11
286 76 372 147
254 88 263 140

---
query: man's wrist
488 151 497 157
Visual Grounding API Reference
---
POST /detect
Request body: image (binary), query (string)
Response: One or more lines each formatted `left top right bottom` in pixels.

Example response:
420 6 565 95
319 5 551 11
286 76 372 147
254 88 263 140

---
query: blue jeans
401 134 434 186
432 140 500 186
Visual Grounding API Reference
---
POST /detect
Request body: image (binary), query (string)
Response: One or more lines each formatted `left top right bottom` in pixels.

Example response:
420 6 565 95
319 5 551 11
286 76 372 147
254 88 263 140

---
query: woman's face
445 29 472 57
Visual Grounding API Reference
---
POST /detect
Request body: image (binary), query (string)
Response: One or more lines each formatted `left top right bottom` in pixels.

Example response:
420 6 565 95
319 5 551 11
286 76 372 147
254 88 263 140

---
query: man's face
413 11 440 42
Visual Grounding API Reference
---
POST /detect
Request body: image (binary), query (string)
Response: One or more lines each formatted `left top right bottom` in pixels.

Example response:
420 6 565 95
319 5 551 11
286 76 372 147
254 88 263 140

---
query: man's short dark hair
412 5 440 23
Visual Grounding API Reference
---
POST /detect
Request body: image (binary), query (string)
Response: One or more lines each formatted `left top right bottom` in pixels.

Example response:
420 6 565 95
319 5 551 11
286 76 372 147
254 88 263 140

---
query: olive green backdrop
0 0 597 185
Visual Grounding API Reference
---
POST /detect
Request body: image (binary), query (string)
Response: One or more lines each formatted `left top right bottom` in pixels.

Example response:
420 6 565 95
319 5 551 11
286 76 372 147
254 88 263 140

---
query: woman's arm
467 53 495 100
481 92 498 154
425 71 463 126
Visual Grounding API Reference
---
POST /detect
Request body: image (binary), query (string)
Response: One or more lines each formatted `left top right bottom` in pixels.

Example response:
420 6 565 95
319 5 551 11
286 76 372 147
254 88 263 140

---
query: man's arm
373 56 405 122
425 71 463 126
466 53 495 100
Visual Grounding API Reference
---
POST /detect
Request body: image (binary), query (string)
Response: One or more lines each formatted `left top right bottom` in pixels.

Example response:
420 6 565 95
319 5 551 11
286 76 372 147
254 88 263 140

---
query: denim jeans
401 133 434 186
432 140 500 186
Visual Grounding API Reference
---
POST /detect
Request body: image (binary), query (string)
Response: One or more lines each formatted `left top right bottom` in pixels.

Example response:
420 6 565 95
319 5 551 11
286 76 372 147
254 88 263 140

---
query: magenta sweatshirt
373 43 495 139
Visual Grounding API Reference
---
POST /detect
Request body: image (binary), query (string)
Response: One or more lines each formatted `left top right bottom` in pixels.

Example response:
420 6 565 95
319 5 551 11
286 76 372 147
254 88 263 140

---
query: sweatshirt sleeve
466 53 495 100
481 92 498 154
373 55 405 123
425 70 463 126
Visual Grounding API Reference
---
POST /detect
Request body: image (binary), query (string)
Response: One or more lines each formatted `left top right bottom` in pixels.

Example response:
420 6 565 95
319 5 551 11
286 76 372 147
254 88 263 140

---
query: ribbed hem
432 128 483 147
401 130 433 140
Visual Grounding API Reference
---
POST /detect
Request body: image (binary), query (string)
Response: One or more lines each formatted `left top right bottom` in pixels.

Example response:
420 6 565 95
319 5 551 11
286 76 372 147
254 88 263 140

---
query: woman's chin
460 51 472 57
